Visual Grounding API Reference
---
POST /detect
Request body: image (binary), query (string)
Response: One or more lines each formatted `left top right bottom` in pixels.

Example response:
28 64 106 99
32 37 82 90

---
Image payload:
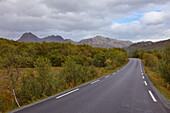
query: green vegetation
131 46 170 100
144 66 170 100
0 38 128 112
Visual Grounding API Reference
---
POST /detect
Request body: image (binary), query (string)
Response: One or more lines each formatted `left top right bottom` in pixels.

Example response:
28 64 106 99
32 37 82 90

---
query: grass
144 66 170 100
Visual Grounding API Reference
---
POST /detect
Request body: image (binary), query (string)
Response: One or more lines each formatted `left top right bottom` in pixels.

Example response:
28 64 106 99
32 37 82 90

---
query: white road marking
144 81 147 86
141 73 143 75
56 88 79 99
142 76 145 79
105 75 110 78
91 80 100 84
148 90 157 102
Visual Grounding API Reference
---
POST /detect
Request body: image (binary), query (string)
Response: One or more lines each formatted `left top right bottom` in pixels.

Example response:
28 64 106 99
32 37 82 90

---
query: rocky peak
79 36 133 48
42 35 64 42
18 32 39 42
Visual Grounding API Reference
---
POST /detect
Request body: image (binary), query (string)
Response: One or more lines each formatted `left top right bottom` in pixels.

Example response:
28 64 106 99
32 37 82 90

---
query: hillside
126 39 170 54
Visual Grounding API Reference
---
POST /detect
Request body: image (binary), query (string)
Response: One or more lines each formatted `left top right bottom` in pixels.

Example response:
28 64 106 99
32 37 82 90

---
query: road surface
11 58 169 113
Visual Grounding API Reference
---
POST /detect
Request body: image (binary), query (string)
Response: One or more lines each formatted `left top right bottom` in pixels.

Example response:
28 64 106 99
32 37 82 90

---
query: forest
0 38 128 112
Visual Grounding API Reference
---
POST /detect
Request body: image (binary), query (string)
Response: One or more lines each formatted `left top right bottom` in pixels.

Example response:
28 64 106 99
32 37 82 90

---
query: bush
159 46 170 83
60 57 98 87
143 53 159 71
93 54 106 67
18 57 55 106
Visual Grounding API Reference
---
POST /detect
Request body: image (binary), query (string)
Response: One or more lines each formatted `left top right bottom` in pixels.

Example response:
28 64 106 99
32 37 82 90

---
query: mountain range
17 32 73 43
17 32 170 52
17 32 133 48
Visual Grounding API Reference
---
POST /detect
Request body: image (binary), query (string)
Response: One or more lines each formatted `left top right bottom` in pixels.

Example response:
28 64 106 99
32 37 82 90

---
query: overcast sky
0 0 170 42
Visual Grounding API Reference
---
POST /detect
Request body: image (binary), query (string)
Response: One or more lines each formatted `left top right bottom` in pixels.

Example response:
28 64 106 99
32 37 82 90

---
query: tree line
0 38 128 112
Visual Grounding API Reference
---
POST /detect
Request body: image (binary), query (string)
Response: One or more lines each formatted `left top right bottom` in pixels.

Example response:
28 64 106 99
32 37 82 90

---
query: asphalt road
11 58 169 113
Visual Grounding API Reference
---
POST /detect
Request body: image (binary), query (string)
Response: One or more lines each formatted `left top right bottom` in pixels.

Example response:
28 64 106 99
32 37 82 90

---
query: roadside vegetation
131 45 170 100
0 38 128 112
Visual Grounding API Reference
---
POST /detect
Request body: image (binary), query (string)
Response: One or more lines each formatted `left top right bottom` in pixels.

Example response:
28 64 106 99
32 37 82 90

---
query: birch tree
0 45 22 107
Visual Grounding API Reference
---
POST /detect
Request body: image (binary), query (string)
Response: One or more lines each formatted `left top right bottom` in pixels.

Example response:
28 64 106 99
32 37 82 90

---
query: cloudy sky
0 0 170 42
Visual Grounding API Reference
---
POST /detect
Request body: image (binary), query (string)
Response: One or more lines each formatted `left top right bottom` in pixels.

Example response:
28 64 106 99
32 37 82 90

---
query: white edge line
56 88 79 99
91 80 100 84
148 90 157 102
105 75 110 78
144 81 147 86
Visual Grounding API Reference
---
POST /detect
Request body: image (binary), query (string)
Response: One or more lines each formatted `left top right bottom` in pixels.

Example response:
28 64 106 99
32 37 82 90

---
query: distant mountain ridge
17 32 132 48
17 32 73 43
17 32 170 50
126 39 170 54
79 36 132 48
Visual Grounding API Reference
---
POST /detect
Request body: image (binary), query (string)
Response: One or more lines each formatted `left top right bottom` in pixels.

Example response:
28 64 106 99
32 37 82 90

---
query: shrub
143 53 159 71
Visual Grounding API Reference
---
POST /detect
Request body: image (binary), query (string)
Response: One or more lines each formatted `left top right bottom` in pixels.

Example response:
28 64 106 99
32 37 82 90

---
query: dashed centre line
144 81 147 86
142 76 145 79
56 88 79 99
148 90 157 102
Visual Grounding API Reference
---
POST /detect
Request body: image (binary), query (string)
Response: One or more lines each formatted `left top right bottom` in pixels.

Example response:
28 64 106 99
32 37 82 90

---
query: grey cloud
0 0 170 41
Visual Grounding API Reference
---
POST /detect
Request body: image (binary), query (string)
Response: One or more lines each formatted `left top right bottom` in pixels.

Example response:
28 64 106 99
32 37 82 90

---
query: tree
47 49 65 66
93 54 106 67
18 70 38 105
0 45 22 107
143 53 159 71
61 57 97 87
154 50 162 59
134 49 140 58
159 46 170 83
140 49 144 59
34 57 54 96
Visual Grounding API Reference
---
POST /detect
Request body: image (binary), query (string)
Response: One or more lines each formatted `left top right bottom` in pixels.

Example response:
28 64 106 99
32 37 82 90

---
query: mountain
79 36 133 48
17 32 40 43
42 35 65 42
17 32 74 43
126 39 170 54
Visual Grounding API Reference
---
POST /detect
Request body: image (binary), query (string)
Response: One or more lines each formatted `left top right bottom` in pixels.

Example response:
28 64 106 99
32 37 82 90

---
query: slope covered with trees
0 38 128 112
